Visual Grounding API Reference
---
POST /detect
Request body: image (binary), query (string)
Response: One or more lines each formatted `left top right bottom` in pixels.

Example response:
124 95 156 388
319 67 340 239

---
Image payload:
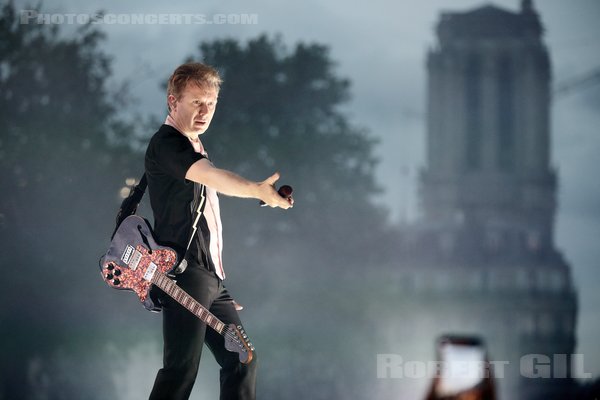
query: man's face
169 82 218 137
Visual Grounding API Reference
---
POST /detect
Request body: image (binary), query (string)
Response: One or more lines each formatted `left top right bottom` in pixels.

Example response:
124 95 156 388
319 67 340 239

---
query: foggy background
1 0 599 399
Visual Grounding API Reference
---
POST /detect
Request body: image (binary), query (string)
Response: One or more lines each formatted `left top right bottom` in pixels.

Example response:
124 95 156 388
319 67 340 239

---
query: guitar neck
151 273 226 335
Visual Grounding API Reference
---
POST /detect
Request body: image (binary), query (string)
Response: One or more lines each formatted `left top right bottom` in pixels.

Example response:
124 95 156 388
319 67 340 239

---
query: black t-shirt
145 124 212 267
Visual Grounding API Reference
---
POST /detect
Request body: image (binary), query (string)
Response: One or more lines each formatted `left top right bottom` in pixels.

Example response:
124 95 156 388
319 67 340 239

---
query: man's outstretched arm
185 158 293 209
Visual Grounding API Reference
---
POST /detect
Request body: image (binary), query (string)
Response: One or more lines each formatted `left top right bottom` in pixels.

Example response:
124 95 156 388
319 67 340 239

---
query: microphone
260 185 293 207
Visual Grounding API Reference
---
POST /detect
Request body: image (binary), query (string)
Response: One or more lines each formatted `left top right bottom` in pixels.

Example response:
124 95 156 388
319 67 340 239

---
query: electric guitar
99 215 254 364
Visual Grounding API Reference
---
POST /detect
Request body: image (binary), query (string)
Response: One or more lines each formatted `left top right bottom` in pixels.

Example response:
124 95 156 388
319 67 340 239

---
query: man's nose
198 103 209 114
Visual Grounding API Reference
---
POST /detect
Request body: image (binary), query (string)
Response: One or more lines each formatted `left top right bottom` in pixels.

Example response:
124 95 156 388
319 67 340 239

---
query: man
145 62 292 400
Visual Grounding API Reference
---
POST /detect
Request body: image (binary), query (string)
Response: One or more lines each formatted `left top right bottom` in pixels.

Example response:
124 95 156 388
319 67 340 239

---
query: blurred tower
408 1 578 398
422 0 554 250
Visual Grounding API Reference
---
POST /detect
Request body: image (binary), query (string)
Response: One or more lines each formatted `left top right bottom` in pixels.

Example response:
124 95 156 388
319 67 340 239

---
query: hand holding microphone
260 184 294 208
258 172 294 209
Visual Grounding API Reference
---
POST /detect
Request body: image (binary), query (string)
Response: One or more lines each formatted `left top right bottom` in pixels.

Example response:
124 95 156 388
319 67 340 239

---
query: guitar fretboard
152 273 225 334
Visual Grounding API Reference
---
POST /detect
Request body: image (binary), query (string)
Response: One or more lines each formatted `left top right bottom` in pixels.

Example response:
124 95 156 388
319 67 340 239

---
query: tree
0 10 396 395
0 3 140 398
185 35 395 275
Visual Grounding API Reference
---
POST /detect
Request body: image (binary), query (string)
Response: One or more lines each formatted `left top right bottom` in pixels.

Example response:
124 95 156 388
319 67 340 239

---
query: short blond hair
167 62 222 109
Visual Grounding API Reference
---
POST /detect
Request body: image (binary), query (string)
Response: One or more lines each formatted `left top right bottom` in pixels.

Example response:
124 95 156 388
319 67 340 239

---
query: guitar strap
113 172 204 275
112 173 147 239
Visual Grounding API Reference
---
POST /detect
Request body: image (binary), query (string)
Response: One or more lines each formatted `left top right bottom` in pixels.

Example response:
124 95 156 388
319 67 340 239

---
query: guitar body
100 215 178 311
99 215 254 364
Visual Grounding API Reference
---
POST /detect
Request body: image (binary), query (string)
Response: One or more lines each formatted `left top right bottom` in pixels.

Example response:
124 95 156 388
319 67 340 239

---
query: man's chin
193 124 208 134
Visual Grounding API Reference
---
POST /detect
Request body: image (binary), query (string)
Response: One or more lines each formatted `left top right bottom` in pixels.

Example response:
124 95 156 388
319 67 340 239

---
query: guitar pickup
128 249 142 271
144 262 158 281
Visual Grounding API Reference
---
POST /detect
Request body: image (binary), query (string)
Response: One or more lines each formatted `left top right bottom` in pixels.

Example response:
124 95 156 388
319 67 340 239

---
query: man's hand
257 172 293 209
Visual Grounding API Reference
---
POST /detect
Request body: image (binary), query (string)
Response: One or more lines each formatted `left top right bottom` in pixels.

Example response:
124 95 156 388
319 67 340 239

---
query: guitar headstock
223 324 255 364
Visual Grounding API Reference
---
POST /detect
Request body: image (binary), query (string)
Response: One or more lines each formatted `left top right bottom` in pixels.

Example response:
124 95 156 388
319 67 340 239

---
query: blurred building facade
390 1 579 399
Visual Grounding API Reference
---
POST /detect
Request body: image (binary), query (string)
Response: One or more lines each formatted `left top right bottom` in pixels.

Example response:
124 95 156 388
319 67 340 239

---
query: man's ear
167 94 177 111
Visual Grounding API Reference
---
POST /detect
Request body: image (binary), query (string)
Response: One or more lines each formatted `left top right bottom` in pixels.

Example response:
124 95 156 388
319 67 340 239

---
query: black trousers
149 266 257 400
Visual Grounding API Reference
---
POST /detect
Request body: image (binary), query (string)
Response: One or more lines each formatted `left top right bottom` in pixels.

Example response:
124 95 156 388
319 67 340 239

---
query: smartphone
435 335 488 397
